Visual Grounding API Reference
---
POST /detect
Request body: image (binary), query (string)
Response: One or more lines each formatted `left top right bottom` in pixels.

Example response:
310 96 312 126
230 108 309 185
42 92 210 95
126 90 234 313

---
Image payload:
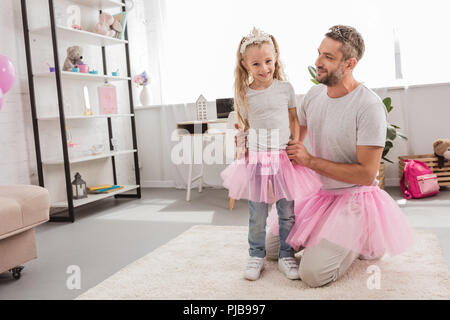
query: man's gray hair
325 25 365 61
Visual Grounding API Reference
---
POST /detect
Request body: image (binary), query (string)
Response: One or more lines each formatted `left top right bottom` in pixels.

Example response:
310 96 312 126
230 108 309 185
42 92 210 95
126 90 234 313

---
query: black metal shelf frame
21 0 141 222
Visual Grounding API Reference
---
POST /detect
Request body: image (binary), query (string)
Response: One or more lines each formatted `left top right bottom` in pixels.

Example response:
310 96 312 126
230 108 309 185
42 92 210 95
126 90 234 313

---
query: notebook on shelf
88 185 123 194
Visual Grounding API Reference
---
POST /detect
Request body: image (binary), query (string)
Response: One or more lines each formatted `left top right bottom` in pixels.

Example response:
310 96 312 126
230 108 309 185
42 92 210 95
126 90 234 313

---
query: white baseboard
141 180 225 190
141 180 176 188
144 178 401 189
386 178 400 187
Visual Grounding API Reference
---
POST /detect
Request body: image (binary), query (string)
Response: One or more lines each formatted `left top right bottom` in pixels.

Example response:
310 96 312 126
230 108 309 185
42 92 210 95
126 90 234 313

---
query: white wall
136 83 450 188
0 0 36 185
1 0 449 190
379 83 450 185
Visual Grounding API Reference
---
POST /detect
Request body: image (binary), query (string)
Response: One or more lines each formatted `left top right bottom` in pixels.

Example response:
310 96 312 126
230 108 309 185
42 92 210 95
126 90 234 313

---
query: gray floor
0 187 449 300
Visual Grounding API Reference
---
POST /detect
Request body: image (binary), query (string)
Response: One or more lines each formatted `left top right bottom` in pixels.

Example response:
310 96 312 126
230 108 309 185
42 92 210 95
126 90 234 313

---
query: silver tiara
329 26 348 42
240 27 274 54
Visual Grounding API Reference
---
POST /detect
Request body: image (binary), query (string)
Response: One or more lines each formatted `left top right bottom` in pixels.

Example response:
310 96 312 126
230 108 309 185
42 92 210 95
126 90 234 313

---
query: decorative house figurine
196 94 208 121
72 172 87 199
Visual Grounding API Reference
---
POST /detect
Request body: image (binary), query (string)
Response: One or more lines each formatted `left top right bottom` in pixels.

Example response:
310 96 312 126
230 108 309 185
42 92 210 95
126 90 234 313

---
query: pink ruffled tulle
269 186 415 258
220 150 322 204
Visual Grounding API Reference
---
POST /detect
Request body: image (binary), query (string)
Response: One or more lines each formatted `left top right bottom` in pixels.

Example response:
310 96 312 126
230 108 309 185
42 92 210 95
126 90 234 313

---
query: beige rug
77 225 450 300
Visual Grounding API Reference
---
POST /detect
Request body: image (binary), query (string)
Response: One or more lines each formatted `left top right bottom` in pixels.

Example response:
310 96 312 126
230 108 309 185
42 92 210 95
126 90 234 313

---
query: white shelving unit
38 113 134 120
52 185 139 208
30 25 128 46
21 0 141 222
43 149 137 165
69 0 125 10
34 71 131 82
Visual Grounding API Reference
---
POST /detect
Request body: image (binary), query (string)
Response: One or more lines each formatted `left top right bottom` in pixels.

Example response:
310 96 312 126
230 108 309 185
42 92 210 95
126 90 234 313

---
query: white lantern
72 172 87 199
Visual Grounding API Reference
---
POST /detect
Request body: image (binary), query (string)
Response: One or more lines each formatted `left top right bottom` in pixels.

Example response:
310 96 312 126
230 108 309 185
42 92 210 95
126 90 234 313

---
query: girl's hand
234 123 248 159
289 135 299 143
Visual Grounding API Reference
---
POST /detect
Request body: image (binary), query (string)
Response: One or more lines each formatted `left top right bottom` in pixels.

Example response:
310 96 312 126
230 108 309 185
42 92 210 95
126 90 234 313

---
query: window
138 0 450 104
392 0 450 84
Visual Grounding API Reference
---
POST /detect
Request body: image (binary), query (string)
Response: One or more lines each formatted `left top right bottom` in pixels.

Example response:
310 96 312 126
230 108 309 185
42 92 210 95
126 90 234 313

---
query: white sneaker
244 257 264 281
278 257 300 280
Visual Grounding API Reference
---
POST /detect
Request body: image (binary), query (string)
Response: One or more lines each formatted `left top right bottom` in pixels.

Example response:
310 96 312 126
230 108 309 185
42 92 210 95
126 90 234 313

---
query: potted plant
133 71 151 106
308 65 319 85
378 97 408 189
307 66 408 189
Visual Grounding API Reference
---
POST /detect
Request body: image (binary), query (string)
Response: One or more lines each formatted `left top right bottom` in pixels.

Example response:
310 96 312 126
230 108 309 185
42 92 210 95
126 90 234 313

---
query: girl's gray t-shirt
300 83 387 190
242 79 297 151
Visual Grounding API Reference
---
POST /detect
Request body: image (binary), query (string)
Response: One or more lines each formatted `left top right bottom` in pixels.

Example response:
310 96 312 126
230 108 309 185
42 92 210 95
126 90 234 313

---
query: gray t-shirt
300 83 387 189
242 79 296 151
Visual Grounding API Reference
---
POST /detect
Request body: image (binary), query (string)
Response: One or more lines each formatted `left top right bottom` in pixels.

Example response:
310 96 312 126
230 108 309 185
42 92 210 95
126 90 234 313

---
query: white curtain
127 0 168 105
129 0 231 189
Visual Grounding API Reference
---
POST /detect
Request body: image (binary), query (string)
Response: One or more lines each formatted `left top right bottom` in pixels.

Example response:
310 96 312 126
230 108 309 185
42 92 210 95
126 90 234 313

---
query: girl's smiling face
242 42 276 88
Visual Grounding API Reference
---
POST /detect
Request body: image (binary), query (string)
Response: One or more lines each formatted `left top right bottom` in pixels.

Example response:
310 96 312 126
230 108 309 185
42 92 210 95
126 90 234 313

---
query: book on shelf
88 185 113 191
88 185 123 194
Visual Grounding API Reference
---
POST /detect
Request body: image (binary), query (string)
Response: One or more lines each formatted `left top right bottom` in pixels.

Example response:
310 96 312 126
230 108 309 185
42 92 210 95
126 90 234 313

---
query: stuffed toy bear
95 13 122 37
63 46 84 71
433 138 450 168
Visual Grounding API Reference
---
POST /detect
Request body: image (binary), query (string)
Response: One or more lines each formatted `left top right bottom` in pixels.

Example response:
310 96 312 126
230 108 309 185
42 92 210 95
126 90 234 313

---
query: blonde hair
233 34 286 128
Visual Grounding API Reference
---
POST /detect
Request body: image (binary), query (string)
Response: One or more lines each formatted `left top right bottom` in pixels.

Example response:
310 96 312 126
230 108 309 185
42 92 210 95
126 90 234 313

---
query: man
266 25 414 288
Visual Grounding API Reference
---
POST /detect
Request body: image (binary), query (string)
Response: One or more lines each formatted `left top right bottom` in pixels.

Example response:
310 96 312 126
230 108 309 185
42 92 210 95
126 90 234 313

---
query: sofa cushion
0 197 23 236
0 185 50 237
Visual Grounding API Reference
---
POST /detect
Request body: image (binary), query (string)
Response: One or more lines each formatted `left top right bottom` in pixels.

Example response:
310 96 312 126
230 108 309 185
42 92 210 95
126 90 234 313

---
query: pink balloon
0 88 3 111
0 55 16 94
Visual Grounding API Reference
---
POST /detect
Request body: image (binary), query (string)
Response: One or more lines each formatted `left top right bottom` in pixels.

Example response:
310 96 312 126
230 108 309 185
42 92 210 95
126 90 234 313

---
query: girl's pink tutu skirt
220 150 321 204
270 185 415 258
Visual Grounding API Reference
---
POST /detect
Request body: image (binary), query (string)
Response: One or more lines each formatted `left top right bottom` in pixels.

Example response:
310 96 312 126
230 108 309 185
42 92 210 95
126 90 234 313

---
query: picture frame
98 85 118 114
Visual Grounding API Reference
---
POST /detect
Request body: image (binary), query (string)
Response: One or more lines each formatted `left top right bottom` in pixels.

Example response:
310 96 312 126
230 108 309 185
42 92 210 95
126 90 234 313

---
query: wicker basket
398 154 450 187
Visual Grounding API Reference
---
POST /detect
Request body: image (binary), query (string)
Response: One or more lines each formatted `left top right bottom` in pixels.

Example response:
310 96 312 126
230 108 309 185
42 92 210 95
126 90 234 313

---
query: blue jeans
248 198 295 258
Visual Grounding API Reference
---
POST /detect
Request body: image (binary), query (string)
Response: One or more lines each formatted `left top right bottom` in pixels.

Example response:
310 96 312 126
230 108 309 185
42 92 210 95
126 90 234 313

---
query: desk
176 119 230 201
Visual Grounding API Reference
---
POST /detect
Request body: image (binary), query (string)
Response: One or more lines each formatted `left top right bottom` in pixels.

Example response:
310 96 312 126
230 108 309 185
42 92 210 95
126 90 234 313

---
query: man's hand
289 145 383 186
286 140 312 167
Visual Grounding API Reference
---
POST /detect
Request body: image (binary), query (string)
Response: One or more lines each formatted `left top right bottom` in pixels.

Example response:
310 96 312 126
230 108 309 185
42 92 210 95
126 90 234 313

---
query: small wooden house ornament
196 94 208 121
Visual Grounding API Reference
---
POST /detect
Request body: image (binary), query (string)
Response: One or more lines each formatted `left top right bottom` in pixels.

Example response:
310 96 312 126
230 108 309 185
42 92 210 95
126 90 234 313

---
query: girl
220 28 321 281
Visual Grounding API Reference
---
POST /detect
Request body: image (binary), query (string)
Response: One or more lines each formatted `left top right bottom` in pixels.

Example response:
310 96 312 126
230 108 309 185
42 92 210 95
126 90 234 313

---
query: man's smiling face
315 37 347 86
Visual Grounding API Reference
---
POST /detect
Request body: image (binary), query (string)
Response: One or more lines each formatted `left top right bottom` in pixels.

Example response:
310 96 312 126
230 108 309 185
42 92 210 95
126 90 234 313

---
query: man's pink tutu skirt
269 185 415 258
220 150 322 204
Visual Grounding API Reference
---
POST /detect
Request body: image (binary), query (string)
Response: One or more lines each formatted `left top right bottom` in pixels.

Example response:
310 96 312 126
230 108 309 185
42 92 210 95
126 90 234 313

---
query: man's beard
317 62 345 86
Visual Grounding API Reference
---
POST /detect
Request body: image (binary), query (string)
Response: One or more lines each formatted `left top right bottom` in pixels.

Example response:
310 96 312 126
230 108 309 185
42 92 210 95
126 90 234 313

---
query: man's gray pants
266 228 360 287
